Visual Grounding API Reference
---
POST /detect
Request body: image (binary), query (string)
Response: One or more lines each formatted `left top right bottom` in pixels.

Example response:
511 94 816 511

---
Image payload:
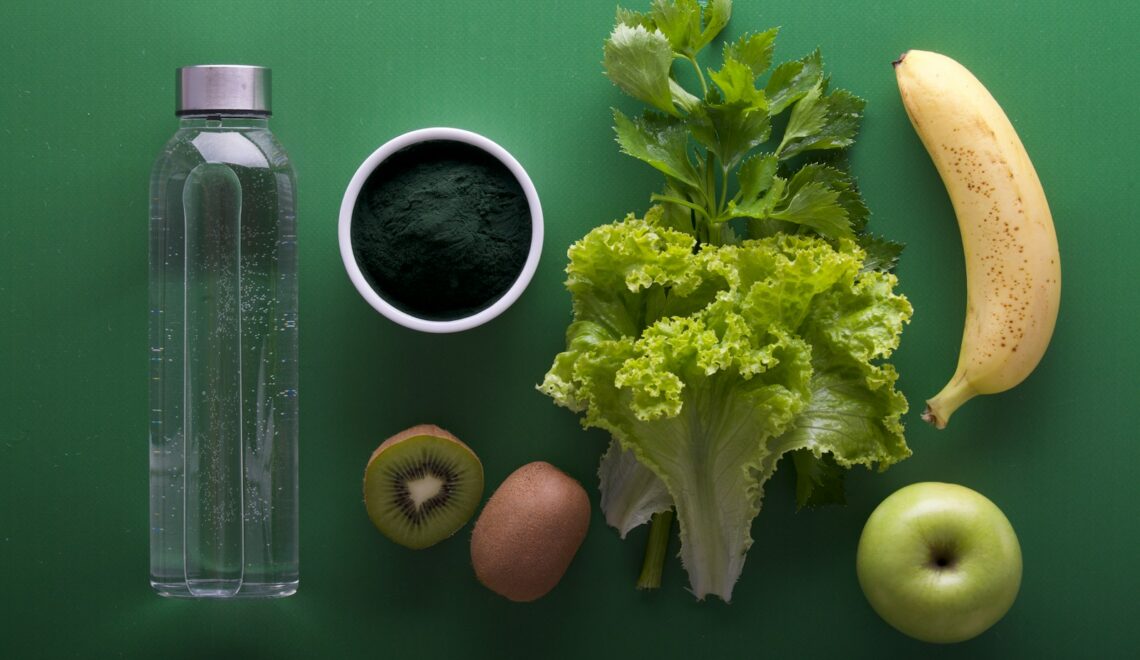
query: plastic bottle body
149 116 298 598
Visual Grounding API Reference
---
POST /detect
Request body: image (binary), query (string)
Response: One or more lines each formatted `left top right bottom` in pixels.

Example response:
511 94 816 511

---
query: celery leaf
736 153 778 202
650 0 702 53
765 49 823 115
697 0 733 51
688 91 771 170
780 88 866 159
724 28 779 78
605 24 679 115
614 110 703 190
770 182 851 238
709 57 765 106
858 234 905 273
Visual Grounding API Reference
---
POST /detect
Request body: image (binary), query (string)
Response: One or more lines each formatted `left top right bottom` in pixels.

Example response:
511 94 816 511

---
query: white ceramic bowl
338 127 543 333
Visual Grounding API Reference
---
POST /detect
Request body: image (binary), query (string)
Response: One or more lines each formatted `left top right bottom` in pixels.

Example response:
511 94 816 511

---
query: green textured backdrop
2 0 1137 657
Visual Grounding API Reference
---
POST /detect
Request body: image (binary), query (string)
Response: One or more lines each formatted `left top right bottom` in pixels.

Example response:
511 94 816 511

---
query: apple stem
636 509 674 590
929 542 959 570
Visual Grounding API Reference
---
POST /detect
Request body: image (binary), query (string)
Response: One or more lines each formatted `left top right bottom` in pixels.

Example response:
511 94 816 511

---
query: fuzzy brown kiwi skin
470 461 591 602
367 423 465 465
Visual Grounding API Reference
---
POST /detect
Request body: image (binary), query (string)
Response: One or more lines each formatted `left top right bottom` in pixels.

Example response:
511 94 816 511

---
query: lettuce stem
636 509 674 590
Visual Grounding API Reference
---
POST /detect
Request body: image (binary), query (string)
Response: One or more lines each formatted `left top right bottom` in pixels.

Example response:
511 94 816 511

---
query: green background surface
2 0 1137 657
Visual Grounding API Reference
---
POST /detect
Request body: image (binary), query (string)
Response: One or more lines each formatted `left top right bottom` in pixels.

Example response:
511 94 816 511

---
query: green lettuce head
540 210 912 601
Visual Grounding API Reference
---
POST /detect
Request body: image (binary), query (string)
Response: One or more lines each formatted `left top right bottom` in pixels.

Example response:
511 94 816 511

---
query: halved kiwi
363 424 484 549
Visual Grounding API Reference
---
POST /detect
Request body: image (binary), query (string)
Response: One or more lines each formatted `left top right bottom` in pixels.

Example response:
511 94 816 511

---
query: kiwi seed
363 424 484 549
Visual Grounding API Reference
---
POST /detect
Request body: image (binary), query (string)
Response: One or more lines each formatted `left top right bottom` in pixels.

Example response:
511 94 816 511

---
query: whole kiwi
470 461 590 602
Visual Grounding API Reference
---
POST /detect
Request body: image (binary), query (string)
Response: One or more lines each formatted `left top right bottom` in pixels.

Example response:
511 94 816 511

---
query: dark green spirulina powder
351 140 532 321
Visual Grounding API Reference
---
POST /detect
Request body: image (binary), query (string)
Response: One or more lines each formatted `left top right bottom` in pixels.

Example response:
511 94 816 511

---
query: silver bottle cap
176 65 271 116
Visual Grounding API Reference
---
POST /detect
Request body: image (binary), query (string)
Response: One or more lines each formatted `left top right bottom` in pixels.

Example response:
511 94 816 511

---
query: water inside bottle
149 121 298 598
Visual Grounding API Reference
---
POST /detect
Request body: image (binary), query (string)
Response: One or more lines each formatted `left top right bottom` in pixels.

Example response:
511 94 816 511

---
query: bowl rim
338 127 544 333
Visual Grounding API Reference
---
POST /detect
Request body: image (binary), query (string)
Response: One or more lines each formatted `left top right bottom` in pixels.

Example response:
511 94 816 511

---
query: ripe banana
894 50 1060 429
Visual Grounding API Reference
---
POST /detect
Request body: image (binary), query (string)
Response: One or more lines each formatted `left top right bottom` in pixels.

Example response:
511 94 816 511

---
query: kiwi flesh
364 424 484 549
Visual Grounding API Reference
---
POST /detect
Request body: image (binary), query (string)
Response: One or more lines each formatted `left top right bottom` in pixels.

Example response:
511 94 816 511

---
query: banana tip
892 52 907 68
921 404 947 430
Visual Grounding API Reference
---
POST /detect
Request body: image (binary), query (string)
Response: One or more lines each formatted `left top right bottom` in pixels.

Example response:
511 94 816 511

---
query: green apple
855 482 1022 644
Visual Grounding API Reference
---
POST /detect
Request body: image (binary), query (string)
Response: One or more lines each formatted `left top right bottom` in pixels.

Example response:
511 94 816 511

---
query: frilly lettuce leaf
539 213 911 601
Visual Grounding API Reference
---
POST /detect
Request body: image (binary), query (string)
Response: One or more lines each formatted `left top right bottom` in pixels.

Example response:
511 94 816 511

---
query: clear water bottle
149 65 298 598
